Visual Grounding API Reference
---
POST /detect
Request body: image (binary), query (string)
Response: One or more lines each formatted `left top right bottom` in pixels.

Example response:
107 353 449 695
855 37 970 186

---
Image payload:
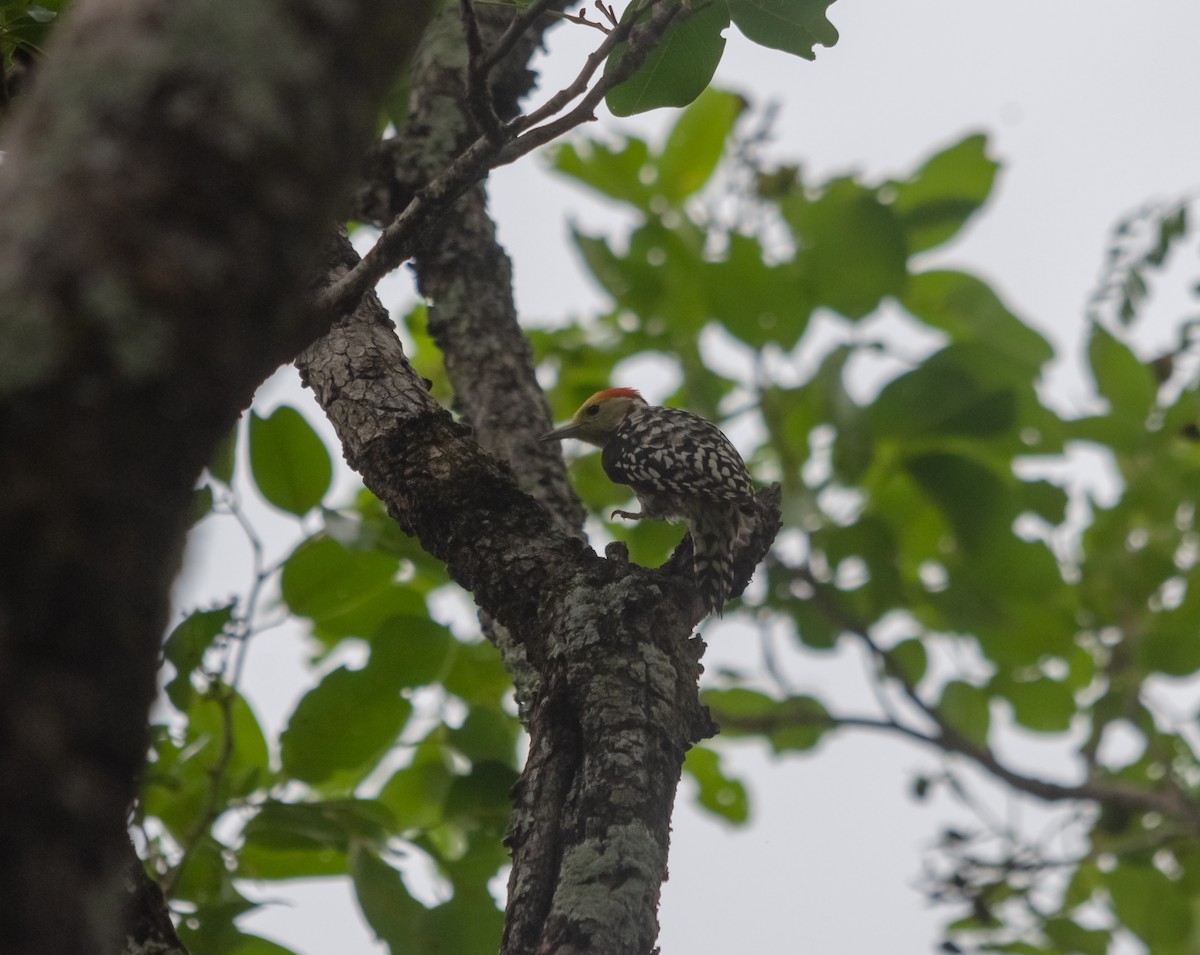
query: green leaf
705 232 811 348
207 422 238 485
782 177 908 320
936 680 990 748
702 689 830 752
890 134 998 252
237 842 347 880
727 0 837 59
242 799 393 853
420 894 504 955
550 137 653 210
702 686 776 726
163 604 235 710
869 344 1022 441
280 663 413 785
901 270 1053 371
249 406 333 516
768 695 829 753
1140 582 1200 676
1104 862 1192 947
1088 323 1156 424
904 453 1008 553
239 798 395 879
992 675 1076 733
449 705 518 766
443 760 519 829
605 0 730 117
816 514 904 619
1017 479 1068 526
371 616 454 687
442 641 512 707
572 228 659 311
378 743 454 829
229 935 303 955
1041 918 1109 955
172 834 240 905
143 688 270 841
888 637 928 685
655 87 746 201
683 745 749 823
351 849 427 955
380 72 412 131
190 484 214 526
279 536 401 626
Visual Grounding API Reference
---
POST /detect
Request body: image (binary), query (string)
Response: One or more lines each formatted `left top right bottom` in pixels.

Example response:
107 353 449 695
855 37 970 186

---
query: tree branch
789 562 1200 832
297 233 774 953
318 0 681 320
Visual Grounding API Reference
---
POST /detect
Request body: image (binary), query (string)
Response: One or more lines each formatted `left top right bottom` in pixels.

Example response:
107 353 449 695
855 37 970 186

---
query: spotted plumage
542 388 757 616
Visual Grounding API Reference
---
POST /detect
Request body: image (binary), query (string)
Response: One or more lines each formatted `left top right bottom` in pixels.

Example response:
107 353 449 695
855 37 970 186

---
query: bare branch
788 561 1200 832
459 0 503 140
319 0 681 318
508 0 663 137
484 0 571 72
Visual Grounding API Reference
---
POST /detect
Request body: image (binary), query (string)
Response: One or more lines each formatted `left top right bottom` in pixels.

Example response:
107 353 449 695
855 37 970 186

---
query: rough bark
296 7 784 952
354 2 585 535
0 1 433 952
298 237 782 954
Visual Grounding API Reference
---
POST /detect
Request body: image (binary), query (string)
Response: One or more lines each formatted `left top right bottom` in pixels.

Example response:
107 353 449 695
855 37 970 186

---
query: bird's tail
691 502 756 617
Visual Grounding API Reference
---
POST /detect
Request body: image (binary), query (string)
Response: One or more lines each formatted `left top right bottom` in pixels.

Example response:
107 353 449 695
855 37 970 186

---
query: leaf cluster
143 405 518 955
541 91 1200 953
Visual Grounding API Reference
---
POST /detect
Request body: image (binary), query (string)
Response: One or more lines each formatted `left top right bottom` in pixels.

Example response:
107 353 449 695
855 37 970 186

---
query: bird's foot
610 508 642 521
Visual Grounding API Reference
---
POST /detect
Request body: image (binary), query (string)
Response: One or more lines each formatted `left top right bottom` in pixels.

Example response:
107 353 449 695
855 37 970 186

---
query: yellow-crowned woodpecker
542 387 756 616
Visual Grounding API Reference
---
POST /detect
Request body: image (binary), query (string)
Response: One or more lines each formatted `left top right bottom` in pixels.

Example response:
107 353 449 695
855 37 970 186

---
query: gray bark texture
296 10 783 953
297 236 781 955
0 1 433 952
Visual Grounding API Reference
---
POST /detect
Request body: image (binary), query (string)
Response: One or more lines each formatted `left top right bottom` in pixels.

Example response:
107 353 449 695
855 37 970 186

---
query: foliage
138 44 1200 955
540 92 1200 954
604 0 837 116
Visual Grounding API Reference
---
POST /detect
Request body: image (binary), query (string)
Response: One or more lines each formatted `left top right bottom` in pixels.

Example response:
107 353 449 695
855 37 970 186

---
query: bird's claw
610 508 641 521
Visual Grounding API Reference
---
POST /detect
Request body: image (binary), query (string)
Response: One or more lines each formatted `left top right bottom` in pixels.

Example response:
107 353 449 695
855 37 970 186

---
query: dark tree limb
297 235 781 954
300 8 781 951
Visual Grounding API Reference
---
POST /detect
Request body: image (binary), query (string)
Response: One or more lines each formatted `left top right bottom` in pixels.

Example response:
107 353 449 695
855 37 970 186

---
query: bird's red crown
590 387 643 402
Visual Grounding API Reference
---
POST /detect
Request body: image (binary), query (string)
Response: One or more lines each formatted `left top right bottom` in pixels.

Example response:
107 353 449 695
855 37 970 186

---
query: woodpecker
542 387 757 616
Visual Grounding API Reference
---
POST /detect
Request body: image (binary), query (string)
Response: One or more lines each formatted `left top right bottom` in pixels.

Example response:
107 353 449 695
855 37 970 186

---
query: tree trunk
0 1 432 951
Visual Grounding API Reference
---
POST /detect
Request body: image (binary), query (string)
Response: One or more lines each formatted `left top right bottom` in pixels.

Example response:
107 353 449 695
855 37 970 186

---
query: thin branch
319 0 680 318
786 560 1200 831
158 682 237 899
505 0 669 141
483 0 569 72
318 135 502 315
559 9 612 33
459 0 503 140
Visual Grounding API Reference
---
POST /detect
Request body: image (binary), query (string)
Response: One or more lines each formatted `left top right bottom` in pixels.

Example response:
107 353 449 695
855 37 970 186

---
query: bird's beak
541 422 580 442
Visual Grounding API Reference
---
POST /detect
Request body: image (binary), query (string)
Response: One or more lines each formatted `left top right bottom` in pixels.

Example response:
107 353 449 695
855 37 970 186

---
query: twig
159 682 238 899
484 0 568 72
319 0 681 318
507 0 664 138
318 135 502 315
494 0 681 164
460 0 503 140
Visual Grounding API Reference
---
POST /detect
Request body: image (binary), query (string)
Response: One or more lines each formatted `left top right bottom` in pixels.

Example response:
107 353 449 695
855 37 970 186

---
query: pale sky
175 3 1200 953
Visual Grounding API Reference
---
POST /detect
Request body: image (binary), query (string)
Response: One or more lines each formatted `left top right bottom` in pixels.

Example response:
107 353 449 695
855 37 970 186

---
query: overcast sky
176 3 1200 952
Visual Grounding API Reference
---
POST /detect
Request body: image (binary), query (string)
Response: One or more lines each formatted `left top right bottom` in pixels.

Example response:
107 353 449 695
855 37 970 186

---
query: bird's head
541 387 647 447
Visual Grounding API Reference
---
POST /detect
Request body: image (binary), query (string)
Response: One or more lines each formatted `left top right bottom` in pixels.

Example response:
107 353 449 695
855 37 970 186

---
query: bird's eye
585 404 600 416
